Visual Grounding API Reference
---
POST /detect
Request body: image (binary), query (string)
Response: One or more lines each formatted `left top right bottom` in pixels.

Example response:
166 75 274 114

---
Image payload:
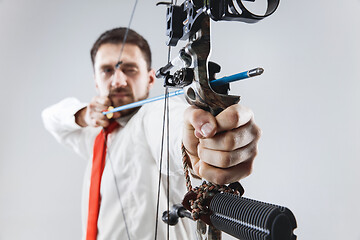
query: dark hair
90 27 152 70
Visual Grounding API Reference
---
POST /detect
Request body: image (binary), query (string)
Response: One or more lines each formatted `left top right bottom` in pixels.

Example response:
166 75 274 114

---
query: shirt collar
115 108 139 127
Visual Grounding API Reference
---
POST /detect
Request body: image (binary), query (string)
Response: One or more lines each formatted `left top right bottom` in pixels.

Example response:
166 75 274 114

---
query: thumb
185 107 217 138
183 106 217 154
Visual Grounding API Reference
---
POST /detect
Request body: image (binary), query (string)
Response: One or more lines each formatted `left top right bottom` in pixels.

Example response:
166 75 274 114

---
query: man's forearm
42 97 97 159
75 107 88 127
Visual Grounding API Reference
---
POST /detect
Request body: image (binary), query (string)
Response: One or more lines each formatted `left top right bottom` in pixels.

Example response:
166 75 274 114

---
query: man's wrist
75 107 88 127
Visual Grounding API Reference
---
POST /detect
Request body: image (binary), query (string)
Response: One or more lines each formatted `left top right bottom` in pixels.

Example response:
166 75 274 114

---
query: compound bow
108 0 297 239
155 1 297 240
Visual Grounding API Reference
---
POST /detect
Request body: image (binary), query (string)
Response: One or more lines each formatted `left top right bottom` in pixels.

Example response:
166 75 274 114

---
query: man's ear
95 78 98 89
148 69 156 89
94 75 100 93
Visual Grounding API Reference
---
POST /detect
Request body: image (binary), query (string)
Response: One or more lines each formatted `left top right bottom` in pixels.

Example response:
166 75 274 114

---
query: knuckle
94 119 104 127
252 146 258 158
201 148 233 168
184 106 197 118
184 107 197 128
185 106 214 129
91 119 98 127
252 124 262 140
241 104 254 117
89 102 96 110
249 141 258 158
218 152 232 168
223 133 236 150
227 110 241 126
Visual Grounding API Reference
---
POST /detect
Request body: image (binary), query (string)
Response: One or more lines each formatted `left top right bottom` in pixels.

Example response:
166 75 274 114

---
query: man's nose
111 69 127 87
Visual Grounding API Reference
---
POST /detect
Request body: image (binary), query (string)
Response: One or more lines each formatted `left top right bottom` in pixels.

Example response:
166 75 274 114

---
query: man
42 27 260 239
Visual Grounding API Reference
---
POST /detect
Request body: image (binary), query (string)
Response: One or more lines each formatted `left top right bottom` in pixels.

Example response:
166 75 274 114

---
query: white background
0 0 359 239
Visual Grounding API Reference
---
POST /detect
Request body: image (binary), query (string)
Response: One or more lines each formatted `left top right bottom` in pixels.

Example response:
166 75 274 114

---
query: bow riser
183 15 240 116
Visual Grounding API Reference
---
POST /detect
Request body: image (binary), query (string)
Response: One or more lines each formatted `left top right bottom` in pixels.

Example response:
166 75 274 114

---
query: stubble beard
110 89 150 117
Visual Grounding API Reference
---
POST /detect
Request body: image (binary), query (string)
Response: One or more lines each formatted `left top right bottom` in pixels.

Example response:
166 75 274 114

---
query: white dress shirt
42 96 196 240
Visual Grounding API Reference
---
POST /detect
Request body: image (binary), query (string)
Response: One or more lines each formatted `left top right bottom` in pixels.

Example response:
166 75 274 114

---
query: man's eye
123 68 137 75
103 68 114 74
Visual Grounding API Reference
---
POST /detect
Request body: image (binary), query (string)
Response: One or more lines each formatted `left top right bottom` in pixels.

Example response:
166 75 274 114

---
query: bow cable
154 28 174 240
154 1 177 238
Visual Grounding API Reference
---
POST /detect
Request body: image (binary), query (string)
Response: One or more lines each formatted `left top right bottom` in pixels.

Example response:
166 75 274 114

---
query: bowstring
115 0 139 68
165 4 174 239
154 30 174 240
166 44 171 240
154 86 168 240
104 131 132 240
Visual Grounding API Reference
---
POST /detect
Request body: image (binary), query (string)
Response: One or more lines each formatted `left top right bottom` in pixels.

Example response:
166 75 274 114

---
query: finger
89 96 112 112
186 151 201 177
183 107 217 157
95 97 122 119
90 112 110 128
198 140 258 168
113 112 121 119
184 106 217 138
215 104 253 133
95 96 112 106
89 101 108 113
199 119 261 151
197 159 254 185
91 118 110 128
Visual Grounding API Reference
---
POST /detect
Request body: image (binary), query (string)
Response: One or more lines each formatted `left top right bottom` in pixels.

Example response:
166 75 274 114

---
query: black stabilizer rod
210 192 297 240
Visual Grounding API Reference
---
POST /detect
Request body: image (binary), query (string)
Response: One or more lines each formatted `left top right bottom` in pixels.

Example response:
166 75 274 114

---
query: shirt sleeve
142 96 188 176
41 97 99 160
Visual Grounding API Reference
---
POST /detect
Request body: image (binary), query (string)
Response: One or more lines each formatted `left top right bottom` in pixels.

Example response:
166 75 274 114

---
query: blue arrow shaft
103 68 262 115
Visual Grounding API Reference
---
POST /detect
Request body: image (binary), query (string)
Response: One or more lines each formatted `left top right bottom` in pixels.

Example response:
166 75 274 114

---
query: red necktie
86 121 119 240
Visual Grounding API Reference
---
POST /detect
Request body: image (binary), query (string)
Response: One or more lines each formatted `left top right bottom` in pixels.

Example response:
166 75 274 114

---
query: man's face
94 43 155 116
